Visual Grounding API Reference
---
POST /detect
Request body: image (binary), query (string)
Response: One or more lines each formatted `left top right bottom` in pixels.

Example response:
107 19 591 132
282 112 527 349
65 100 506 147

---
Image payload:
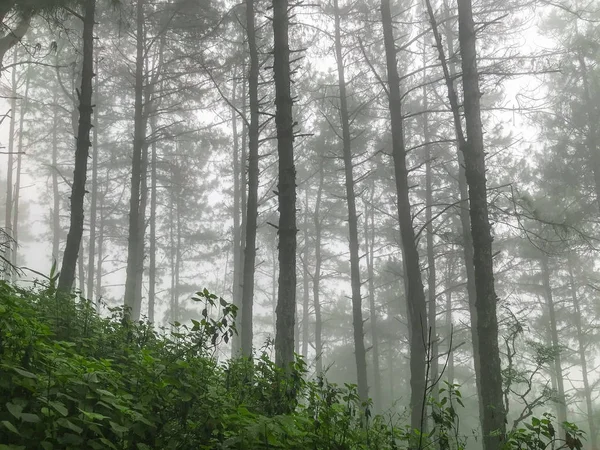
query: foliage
0 281 395 449
0 281 585 449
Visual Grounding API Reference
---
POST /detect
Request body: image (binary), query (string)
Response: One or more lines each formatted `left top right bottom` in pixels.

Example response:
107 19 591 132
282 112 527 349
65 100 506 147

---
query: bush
0 280 585 450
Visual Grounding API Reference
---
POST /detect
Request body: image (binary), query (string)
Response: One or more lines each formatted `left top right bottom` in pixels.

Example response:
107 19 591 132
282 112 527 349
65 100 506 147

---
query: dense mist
0 0 598 449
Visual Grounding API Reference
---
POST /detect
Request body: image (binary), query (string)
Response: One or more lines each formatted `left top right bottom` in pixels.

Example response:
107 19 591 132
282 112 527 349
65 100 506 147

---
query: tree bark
124 0 147 318
57 0 96 294
3 49 17 276
52 89 61 265
381 0 428 432
365 190 381 411
423 61 439 411
567 257 597 450
427 0 482 425
231 69 243 355
313 163 324 374
540 255 567 438
148 117 157 323
457 0 506 445
241 0 260 358
11 61 29 275
333 0 368 402
87 53 99 302
301 190 310 359
273 0 297 370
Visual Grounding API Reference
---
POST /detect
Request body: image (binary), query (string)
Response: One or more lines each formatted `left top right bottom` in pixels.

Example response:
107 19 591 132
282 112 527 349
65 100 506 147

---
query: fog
0 0 599 448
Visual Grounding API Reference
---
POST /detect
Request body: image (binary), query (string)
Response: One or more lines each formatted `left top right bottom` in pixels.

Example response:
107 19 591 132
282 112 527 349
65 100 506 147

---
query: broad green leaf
50 401 68 417
6 402 22 419
13 368 37 379
57 418 83 434
1 420 19 435
20 413 40 423
109 421 129 434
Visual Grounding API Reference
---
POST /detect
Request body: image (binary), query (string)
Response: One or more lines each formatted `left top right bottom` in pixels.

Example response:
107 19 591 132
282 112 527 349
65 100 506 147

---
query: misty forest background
0 0 599 448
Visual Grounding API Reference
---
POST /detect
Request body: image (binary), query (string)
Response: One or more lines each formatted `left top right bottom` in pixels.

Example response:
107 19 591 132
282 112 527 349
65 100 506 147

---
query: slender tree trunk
95 185 104 312
333 0 368 401
273 0 297 370
301 190 310 359
457 0 506 445
428 0 482 418
423 63 438 410
231 69 243 355
57 0 96 294
576 51 600 214
365 190 381 411
567 257 598 450
241 0 260 357
87 53 99 301
313 164 324 374
124 0 147 318
169 176 176 321
52 89 61 264
3 49 17 276
381 0 428 431
148 118 157 323
133 141 149 319
540 255 567 437
78 240 85 297
11 63 29 274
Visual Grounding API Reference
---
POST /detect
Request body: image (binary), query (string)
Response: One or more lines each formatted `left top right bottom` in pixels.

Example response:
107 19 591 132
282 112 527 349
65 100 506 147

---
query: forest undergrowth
0 278 585 450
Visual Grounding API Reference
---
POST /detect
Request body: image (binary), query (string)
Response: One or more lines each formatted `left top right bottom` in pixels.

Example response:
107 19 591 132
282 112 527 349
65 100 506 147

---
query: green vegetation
0 280 585 450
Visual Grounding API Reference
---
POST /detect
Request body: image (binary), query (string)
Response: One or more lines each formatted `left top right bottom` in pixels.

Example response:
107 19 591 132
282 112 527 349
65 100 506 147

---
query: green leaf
13 368 37 379
99 438 117 449
57 418 83 434
109 421 129 435
20 413 40 423
50 401 68 417
96 389 115 398
1 420 19 435
6 402 23 419
40 442 53 450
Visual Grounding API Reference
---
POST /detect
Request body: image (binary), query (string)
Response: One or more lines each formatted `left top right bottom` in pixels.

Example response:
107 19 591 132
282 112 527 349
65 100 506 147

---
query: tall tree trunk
95 184 104 312
567 257 597 450
124 0 147 318
11 63 29 274
423 61 439 411
3 49 17 276
52 89 61 264
78 240 85 297
57 0 96 294
457 0 506 445
133 141 149 319
425 0 506 444
231 69 243 355
428 0 481 420
273 0 297 369
540 255 567 437
381 0 428 432
333 0 368 402
365 190 382 411
241 0 260 357
87 53 99 301
313 164 324 374
148 118 157 323
576 50 600 214
301 190 310 359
